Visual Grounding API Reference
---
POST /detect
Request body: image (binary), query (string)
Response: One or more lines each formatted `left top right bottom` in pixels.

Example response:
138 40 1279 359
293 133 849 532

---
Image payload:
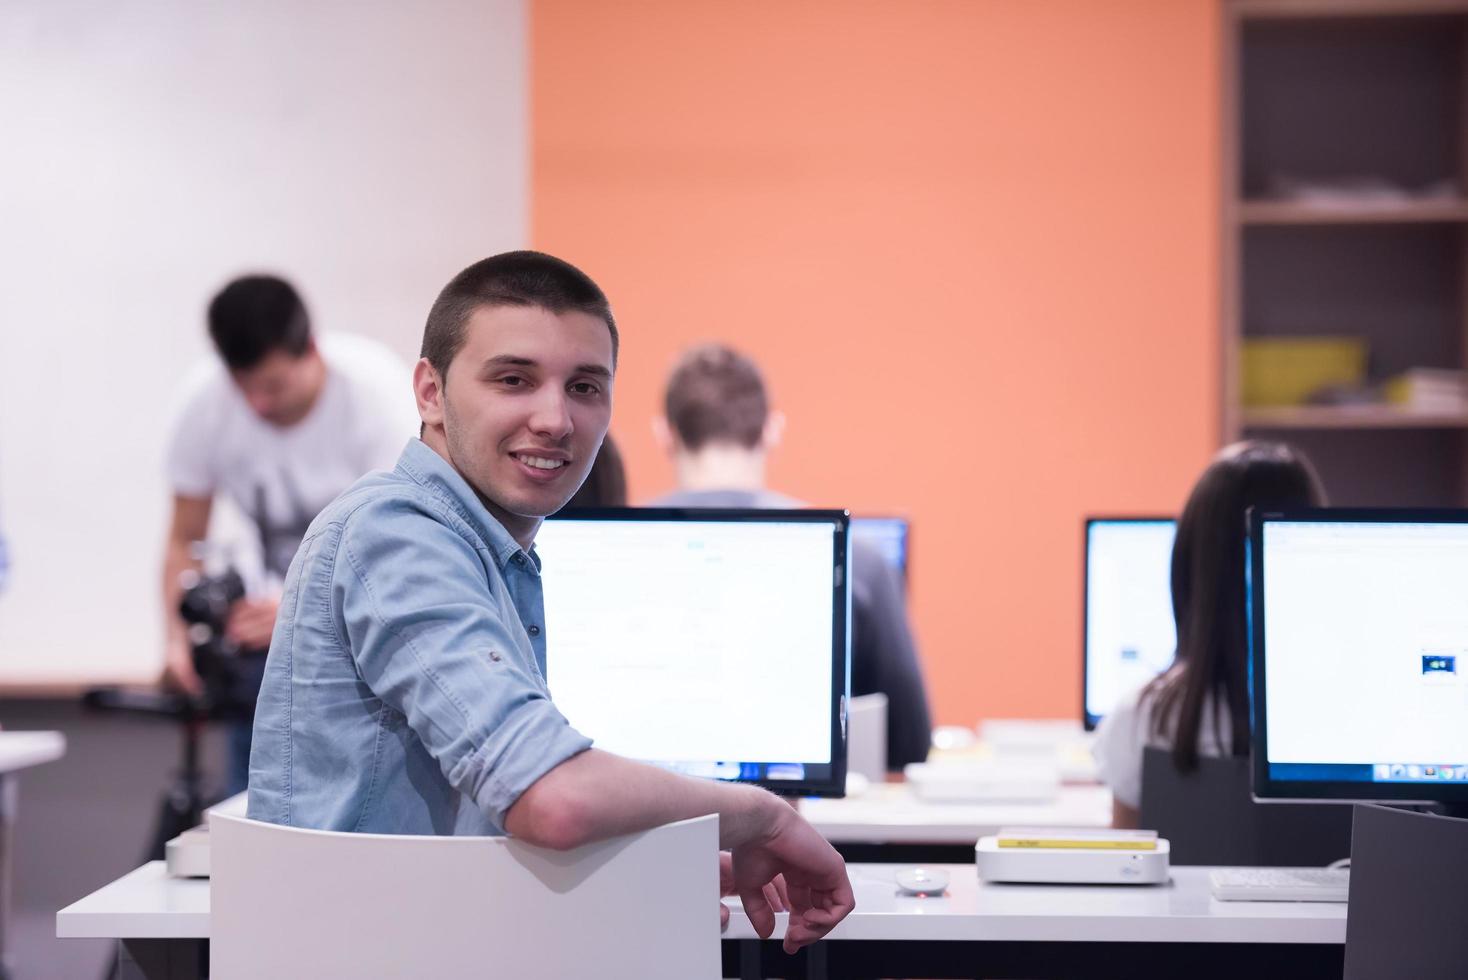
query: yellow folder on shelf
1241 336 1366 407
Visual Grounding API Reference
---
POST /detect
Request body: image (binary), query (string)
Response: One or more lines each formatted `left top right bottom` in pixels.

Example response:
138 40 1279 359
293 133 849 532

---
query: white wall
0 0 527 686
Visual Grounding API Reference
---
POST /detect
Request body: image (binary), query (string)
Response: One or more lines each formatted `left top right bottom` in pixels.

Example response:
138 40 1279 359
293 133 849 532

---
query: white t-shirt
165 333 419 584
1092 682 1235 810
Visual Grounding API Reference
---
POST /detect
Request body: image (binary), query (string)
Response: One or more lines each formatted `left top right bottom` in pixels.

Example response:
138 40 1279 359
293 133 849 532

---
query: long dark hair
562 433 628 510
1146 441 1326 771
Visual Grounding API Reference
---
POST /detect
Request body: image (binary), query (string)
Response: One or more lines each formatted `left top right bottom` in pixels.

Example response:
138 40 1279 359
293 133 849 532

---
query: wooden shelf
1242 405 1468 429
1238 199 1468 225
1225 3 1468 504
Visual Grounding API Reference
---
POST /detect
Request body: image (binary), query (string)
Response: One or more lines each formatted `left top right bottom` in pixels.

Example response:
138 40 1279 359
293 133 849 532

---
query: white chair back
848 692 889 780
210 811 720 979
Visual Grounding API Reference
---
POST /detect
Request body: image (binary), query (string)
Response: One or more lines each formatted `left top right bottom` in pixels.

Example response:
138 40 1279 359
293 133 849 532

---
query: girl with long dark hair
1094 441 1326 828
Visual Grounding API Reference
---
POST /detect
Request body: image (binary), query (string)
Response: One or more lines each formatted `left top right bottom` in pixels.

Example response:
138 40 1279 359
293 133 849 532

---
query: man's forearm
161 537 196 642
505 748 784 851
162 495 212 647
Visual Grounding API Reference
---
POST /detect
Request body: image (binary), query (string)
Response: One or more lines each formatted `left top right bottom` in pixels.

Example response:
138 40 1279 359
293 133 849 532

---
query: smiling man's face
415 303 614 547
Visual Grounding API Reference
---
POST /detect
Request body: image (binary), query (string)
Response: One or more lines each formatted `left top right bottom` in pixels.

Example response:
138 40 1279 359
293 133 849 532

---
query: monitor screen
851 516 909 587
1084 518 1177 730
1251 509 1468 806
535 508 850 797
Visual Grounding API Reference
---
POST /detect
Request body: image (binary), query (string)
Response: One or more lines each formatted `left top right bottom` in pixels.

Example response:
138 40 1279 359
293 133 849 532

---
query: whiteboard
0 0 528 687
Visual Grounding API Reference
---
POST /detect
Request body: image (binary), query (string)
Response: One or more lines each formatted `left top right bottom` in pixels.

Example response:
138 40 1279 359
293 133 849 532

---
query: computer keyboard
1209 867 1349 903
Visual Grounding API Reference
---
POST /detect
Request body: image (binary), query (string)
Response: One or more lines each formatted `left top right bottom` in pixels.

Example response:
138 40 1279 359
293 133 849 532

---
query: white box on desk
976 836 1170 885
905 761 1060 803
166 826 212 878
978 718 1083 752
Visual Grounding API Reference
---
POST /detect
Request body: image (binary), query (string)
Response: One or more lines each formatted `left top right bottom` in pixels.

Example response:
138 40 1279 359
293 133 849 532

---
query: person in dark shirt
648 344 932 770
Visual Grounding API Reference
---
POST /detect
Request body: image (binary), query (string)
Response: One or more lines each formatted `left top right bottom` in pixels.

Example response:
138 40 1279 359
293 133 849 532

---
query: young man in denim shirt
248 251 853 951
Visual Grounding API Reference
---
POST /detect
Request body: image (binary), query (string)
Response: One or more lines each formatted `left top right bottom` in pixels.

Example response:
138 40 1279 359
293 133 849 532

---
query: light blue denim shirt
247 438 593 835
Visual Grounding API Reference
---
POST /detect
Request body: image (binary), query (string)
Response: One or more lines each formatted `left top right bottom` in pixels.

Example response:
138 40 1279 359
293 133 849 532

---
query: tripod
81 689 217 863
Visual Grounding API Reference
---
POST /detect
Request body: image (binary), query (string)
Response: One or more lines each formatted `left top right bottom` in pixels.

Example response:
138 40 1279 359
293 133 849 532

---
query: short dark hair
664 344 769 451
420 251 617 379
207 275 311 371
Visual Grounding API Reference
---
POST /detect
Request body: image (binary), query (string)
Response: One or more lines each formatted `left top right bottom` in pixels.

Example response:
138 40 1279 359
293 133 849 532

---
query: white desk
57 863 209 941
152 783 1111 877
100 779 1104 867
59 860 1344 980
0 731 65 980
0 731 66 774
726 863 1344 978
724 864 1345 944
800 782 1112 844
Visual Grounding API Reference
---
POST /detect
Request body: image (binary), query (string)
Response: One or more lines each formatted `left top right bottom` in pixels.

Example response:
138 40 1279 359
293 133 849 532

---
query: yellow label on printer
995 838 1159 851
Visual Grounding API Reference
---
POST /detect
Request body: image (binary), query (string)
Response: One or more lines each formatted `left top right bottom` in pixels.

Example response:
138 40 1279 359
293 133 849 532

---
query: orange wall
532 0 1221 725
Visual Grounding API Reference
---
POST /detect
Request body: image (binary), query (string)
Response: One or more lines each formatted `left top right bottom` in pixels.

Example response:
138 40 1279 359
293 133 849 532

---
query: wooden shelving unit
1241 405 1468 428
1233 0 1468 16
1223 0 1468 506
1239 199 1468 224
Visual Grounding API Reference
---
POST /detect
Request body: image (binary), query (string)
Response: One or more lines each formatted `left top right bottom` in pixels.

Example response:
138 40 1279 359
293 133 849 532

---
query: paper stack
1383 369 1468 413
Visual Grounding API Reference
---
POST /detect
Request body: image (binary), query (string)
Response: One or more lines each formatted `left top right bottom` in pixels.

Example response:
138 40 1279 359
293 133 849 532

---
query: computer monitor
1083 517 1177 730
534 508 851 797
1250 509 1468 807
850 516 910 588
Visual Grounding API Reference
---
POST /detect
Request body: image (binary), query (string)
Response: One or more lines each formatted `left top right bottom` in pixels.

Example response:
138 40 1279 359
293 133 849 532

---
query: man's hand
730 802 855 953
226 596 280 650
719 850 789 929
161 635 203 697
161 493 213 697
502 750 850 950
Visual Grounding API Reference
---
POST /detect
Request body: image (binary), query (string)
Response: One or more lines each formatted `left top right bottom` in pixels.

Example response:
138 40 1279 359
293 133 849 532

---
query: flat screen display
1084 518 1177 729
1251 510 1468 805
535 508 851 796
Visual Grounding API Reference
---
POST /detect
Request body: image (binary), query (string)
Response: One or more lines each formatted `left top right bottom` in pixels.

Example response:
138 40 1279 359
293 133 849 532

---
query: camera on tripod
177 567 269 721
80 560 273 862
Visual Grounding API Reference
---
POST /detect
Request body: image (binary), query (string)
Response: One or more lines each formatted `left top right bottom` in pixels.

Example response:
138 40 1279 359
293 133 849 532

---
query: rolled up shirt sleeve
336 500 591 826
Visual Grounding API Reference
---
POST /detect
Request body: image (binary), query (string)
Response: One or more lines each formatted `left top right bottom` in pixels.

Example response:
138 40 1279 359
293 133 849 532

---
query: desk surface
726 865 1344 944
57 863 209 939
0 730 65 773
58 861 1344 946
800 783 1112 844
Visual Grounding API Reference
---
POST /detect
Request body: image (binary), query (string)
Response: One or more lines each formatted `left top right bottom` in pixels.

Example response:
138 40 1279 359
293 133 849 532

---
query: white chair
847 692 889 781
210 811 720 979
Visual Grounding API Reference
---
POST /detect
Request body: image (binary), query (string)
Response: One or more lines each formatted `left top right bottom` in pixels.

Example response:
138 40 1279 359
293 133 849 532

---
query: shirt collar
394 438 535 571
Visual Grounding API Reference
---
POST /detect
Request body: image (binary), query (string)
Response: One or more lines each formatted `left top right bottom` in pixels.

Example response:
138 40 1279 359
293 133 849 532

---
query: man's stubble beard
441 396 503 516
441 395 581 519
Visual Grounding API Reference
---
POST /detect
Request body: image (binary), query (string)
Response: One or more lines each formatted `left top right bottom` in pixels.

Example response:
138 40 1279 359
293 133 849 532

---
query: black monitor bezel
541 506 851 798
1249 507 1468 805
1081 515 1177 731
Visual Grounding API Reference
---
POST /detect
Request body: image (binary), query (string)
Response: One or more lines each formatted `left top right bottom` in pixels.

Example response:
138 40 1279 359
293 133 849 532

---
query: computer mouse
894 867 949 896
